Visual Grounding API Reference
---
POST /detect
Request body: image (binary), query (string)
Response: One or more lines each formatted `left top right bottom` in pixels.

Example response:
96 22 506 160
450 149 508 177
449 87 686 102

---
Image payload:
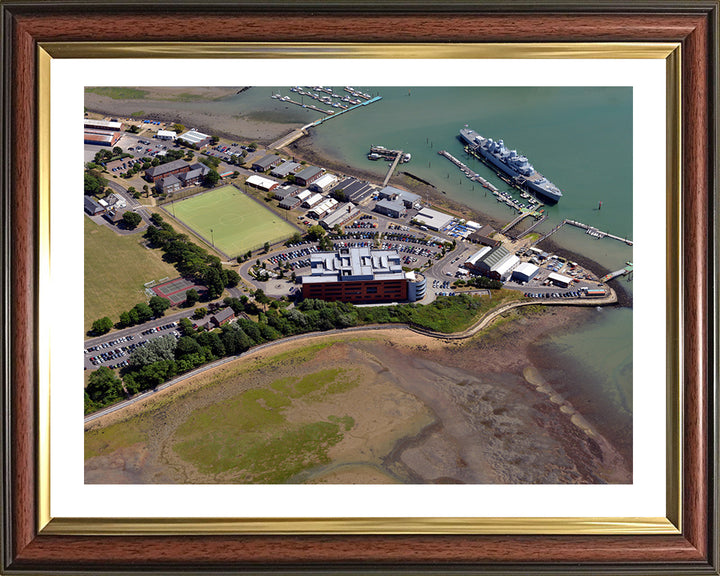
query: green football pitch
171 185 298 256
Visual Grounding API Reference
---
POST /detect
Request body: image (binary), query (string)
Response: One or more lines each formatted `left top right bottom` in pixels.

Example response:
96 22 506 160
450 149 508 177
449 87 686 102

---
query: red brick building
302 277 407 303
144 159 191 183
300 247 424 304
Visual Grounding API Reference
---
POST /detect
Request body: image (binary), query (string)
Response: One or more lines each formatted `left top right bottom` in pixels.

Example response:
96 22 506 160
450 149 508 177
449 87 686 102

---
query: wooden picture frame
2 1 717 573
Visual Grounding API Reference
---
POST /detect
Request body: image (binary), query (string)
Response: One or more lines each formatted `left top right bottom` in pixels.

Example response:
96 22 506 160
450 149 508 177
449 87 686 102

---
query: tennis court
171 185 297 256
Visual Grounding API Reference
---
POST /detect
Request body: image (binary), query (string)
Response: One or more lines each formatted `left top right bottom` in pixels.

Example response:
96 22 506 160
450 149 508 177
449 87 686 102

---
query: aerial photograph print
83 85 633 485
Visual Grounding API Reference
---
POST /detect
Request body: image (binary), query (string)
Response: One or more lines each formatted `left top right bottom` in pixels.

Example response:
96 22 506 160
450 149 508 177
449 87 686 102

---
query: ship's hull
459 128 563 203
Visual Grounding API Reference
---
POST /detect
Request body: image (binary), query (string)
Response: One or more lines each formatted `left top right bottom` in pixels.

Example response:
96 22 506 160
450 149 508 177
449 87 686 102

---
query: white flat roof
84 119 122 130
178 129 210 144
157 130 177 139
304 193 324 207
548 272 573 284
313 173 337 187
514 262 539 276
415 207 454 230
246 175 278 190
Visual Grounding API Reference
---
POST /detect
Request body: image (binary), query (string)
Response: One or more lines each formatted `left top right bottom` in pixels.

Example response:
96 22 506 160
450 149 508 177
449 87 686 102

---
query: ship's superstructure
460 127 563 203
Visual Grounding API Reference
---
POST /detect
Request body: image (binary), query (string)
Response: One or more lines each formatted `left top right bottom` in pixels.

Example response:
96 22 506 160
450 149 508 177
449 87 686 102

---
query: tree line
85 293 490 414
145 214 240 298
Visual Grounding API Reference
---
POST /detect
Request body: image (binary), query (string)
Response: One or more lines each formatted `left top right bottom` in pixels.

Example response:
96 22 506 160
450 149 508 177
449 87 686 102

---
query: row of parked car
140 321 178 336
267 245 318 266
524 291 582 299
85 334 135 354
378 241 437 258
383 233 440 247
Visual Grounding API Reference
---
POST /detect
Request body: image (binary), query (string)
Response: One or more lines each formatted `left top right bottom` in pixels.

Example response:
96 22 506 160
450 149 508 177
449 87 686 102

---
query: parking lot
266 242 319 272
84 321 180 370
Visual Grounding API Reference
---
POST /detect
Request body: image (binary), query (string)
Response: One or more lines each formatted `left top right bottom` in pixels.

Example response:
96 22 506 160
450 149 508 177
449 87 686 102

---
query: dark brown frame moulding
1 1 717 574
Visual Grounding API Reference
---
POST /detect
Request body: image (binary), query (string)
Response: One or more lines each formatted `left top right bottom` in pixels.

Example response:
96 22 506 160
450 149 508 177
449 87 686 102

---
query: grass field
171 185 297 257
85 218 177 333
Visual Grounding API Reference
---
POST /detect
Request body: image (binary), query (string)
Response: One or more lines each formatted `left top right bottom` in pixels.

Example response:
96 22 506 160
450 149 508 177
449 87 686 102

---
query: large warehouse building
177 129 211 149
465 245 520 281
301 247 426 304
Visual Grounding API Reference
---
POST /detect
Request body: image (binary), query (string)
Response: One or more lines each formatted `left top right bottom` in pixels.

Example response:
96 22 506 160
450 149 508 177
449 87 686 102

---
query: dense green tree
184 288 199 306
133 302 154 323
306 225 325 241
193 307 208 320
148 295 171 317
86 366 124 405
330 188 347 202
131 359 177 390
112 146 123 155
118 311 133 328
200 155 221 169
91 316 113 335
175 335 202 358
129 335 177 368
253 288 270 305
171 123 186 134
150 212 164 226
127 124 140 134
204 169 220 186
84 170 107 195
196 330 226 358
178 317 195 336
224 269 240 288
122 211 142 229
93 149 113 164
84 391 97 414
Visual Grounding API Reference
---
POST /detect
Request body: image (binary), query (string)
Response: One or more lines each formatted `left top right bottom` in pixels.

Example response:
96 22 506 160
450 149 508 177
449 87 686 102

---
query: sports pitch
171 185 298 256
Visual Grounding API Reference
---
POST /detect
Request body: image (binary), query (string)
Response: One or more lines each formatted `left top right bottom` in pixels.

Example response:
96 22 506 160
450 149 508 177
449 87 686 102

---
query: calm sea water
135 86 634 461
282 86 634 459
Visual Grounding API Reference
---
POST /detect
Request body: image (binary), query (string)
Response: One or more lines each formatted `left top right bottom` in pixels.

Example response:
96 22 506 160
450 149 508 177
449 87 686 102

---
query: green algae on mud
171 366 359 482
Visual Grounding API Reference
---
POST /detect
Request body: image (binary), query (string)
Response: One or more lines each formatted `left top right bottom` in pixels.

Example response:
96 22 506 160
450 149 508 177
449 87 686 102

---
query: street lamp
210 228 214 246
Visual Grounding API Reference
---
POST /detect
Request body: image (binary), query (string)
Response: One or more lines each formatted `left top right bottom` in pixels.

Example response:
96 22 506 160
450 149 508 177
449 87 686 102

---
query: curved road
84 288 617 426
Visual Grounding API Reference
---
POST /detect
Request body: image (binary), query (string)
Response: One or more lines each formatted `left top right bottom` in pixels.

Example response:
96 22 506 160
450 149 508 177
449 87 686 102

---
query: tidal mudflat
85 307 630 485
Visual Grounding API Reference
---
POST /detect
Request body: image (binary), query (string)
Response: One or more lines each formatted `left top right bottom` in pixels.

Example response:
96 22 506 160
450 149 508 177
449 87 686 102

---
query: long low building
271 160 302 178
320 202 359 230
144 159 191 183
84 119 123 132
307 197 338 219
547 272 573 288
84 129 121 147
414 207 454 231
301 246 426 304
330 177 376 204
245 174 280 192
157 129 178 140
